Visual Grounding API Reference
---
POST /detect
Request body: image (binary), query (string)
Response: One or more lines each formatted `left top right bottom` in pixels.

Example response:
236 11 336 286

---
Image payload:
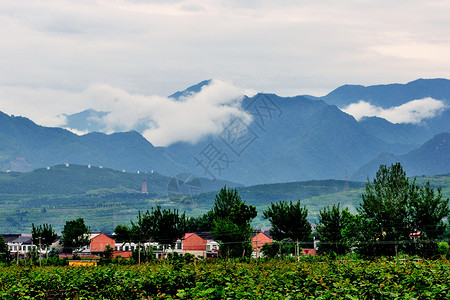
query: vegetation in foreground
1 257 450 299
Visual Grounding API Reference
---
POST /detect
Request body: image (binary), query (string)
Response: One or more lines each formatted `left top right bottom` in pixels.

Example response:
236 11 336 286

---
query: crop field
1 258 449 299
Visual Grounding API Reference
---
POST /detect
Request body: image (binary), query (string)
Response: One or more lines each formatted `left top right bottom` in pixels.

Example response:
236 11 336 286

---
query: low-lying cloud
0 80 255 146
342 98 447 124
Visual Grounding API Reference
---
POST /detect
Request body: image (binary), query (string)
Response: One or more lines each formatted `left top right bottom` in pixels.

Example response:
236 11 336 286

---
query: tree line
1 163 449 263
316 163 450 258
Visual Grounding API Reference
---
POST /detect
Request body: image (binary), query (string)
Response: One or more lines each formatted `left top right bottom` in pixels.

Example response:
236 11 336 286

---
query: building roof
195 232 214 240
11 236 32 244
251 231 272 239
1 234 21 243
183 233 195 240
183 232 214 241
263 231 272 239
88 232 102 240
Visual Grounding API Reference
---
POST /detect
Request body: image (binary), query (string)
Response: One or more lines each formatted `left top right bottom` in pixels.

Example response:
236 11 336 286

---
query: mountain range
1 78 449 186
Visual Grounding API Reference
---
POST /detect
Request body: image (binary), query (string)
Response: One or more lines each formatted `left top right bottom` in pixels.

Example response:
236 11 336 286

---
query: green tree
261 239 295 259
61 218 91 254
186 210 215 232
152 207 186 250
114 224 138 249
132 210 155 243
358 163 449 257
409 181 449 257
31 223 57 258
114 224 132 243
340 210 379 257
211 186 257 259
359 163 411 256
101 244 114 259
212 187 246 219
316 203 349 256
263 200 311 259
0 235 10 263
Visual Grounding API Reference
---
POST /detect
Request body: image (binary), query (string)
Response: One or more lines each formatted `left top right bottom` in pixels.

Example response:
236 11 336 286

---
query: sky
0 0 449 145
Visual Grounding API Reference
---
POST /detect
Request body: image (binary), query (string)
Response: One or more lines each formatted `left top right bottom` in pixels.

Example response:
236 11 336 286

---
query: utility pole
39 237 42 267
16 236 20 266
255 236 258 260
138 241 141 264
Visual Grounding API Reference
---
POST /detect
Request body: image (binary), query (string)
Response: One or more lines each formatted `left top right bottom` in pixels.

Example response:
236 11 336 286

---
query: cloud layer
342 98 447 124
0 1 449 146
0 80 254 146
0 1 449 97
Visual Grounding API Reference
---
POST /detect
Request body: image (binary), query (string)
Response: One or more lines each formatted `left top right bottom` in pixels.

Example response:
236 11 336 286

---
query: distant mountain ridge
1 79 449 185
320 78 450 154
351 132 450 181
322 78 450 108
169 79 212 99
0 111 180 174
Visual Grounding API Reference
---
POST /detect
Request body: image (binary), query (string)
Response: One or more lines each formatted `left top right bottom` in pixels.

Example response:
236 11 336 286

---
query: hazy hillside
2 79 449 186
2 170 448 233
165 93 389 185
192 179 366 207
320 79 450 152
0 93 390 185
351 132 450 181
0 176 367 233
0 164 241 195
61 109 109 133
0 112 184 175
359 117 429 151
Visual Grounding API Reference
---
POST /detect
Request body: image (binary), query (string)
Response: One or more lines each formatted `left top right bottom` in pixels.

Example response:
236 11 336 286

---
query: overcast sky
1 0 449 145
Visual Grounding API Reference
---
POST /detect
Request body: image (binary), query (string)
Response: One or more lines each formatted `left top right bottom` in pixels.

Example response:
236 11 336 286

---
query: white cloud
0 80 255 146
0 1 449 97
0 0 449 146
63 127 89 136
342 98 447 124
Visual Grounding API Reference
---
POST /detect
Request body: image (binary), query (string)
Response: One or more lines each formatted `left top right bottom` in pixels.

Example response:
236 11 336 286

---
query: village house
251 231 273 258
3 233 60 257
180 232 219 258
4 231 222 260
89 233 115 254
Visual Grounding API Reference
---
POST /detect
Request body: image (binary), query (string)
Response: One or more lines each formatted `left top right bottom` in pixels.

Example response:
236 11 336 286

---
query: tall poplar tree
211 186 257 259
316 203 349 255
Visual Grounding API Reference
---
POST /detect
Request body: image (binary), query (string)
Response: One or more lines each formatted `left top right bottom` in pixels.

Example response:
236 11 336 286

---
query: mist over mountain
0 111 181 174
150 93 388 185
322 78 450 108
1 79 449 186
320 78 450 154
61 109 109 133
169 79 212 99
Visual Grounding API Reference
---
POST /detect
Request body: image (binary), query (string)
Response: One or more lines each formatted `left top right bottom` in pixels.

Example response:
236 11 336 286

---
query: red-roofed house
182 233 207 257
90 233 115 253
252 231 273 258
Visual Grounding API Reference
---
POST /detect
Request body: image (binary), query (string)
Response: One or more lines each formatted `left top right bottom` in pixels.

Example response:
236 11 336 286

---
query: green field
1 258 449 299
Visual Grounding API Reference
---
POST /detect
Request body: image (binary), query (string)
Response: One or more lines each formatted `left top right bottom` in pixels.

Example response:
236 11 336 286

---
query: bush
438 242 449 259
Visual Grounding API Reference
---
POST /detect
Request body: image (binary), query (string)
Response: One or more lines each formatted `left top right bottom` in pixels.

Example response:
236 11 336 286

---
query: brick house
179 232 219 258
90 233 115 253
182 233 207 257
252 231 273 258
